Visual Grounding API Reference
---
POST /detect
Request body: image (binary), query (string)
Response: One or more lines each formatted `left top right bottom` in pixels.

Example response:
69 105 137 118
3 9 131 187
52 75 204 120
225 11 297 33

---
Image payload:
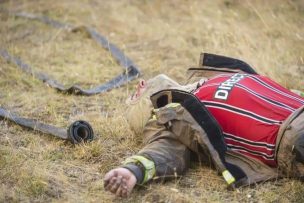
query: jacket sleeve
122 116 191 184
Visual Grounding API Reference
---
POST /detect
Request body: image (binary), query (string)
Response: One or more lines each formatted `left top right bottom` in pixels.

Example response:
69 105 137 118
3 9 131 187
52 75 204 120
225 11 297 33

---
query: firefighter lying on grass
104 53 304 198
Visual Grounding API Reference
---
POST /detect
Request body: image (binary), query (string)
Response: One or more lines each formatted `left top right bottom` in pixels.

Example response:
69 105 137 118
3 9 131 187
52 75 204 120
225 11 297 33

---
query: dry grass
0 0 303 202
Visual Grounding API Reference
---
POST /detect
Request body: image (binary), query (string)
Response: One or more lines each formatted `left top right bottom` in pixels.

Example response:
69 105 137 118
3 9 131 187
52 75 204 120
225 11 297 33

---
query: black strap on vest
151 89 247 186
0 107 94 144
200 53 258 74
151 89 227 161
0 11 141 95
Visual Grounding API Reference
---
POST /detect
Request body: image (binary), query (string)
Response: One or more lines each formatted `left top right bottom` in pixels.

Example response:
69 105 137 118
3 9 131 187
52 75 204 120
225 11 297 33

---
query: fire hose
0 11 141 95
0 107 94 144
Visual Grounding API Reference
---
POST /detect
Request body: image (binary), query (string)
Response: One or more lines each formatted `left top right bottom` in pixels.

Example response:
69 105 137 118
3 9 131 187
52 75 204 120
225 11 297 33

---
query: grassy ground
0 0 303 202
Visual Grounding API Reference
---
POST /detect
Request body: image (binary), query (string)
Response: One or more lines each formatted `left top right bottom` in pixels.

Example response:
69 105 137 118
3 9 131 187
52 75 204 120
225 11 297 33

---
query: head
125 74 181 134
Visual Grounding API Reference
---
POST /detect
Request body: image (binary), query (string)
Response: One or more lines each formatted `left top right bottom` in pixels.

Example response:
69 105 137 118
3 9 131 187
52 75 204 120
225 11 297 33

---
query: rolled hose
0 107 94 144
67 120 94 144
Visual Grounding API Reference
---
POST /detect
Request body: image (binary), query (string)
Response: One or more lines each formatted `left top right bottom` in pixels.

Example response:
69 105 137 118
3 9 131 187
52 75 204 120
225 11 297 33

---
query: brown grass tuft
0 0 303 202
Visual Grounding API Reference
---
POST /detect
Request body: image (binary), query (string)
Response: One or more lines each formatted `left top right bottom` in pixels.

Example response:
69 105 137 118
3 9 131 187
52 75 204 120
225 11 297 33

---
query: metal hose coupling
67 120 94 144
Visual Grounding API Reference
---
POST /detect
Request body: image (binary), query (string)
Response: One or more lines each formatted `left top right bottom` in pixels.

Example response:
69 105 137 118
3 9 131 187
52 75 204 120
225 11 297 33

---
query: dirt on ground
0 0 303 202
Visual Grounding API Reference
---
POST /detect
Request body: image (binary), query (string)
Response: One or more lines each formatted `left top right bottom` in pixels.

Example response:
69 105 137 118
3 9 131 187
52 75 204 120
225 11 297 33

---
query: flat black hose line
0 11 141 95
0 107 94 144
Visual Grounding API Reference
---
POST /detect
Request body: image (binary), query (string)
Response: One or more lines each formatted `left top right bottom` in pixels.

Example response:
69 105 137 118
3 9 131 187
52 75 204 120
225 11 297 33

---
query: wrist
122 155 156 184
122 163 144 184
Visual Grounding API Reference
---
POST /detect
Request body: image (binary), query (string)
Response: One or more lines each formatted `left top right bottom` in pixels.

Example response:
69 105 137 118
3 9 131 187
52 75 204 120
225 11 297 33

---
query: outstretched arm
103 117 191 197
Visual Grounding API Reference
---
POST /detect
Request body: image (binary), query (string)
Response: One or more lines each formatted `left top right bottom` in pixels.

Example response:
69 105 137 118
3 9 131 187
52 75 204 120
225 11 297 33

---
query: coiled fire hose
0 107 94 144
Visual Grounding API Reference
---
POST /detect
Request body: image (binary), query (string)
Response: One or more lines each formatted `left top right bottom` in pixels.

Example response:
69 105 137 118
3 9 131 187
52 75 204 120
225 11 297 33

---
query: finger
115 184 123 197
110 176 122 193
104 171 114 182
105 177 117 191
122 178 128 189
107 177 117 190
110 175 122 193
104 172 116 189
121 178 129 198
104 169 118 182
116 176 127 197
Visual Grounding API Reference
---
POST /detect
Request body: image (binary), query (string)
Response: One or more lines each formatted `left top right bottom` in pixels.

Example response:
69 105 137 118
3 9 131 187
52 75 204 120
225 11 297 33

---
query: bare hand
104 168 137 198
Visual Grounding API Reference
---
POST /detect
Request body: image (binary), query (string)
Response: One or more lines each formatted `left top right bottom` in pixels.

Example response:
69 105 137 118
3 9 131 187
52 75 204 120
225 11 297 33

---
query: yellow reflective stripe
123 155 156 184
166 103 180 108
151 103 180 121
153 103 180 112
222 170 236 185
152 108 159 113
149 114 157 121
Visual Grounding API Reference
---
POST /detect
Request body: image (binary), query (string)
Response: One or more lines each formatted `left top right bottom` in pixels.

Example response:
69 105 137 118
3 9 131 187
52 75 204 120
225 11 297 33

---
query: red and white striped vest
194 73 304 166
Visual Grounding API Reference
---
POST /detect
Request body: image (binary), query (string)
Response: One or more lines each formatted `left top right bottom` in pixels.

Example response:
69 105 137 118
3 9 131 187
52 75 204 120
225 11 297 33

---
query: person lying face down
104 73 304 198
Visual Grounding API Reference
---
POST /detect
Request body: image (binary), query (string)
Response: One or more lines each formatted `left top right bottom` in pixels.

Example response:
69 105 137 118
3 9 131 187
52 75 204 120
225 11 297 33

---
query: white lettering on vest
214 73 247 100
215 90 229 100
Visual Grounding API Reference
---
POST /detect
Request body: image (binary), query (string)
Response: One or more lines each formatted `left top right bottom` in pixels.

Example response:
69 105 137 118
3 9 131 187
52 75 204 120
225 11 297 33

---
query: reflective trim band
151 103 180 121
123 155 156 184
152 103 180 113
222 170 236 185
166 103 181 108
149 114 157 121
152 108 159 113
